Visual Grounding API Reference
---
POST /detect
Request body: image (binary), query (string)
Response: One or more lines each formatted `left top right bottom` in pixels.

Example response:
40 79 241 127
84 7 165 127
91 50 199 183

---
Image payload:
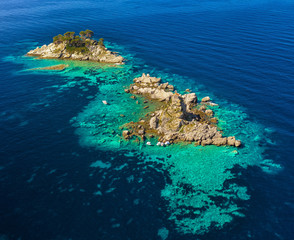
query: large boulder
183 93 197 109
62 51 72 58
151 89 173 101
201 138 213 146
71 52 85 60
136 87 154 95
227 136 236 146
212 137 227 146
235 140 242 147
184 134 195 142
150 116 159 129
201 96 211 102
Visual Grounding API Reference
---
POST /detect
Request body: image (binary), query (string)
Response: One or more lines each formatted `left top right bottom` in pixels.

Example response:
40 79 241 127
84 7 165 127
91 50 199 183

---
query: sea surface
1 0 294 239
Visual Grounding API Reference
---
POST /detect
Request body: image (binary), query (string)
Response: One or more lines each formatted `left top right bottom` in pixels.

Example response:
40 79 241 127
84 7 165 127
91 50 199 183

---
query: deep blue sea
1 0 294 239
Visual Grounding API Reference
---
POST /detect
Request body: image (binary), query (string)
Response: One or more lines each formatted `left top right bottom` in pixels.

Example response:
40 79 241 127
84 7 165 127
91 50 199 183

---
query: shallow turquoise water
0 1 293 239
4 42 281 236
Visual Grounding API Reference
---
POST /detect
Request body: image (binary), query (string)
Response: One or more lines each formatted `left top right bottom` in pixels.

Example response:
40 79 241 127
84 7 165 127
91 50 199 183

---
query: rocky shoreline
121 73 241 147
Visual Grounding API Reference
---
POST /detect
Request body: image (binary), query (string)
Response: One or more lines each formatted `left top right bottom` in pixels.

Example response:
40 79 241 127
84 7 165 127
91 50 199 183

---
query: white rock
157 142 161 146
183 93 197 106
201 96 211 102
207 102 218 106
146 142 152 146
102 100 108 105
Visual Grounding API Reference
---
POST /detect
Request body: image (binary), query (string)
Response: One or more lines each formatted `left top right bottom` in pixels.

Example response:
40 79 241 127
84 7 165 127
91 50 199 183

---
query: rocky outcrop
122 130 130 139
201 96 211 102
212 137 227 146
150 116 159 129
27 41 124 64
127 73 174 102
122 73 242 147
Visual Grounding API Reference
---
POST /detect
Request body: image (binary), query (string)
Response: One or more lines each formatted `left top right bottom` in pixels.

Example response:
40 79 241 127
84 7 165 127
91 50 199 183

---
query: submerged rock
30 64 69 71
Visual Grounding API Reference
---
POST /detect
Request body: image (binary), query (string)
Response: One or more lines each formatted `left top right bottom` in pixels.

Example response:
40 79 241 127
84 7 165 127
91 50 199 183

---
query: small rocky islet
122 73 241 147
27 30 124 64
27 31 241 148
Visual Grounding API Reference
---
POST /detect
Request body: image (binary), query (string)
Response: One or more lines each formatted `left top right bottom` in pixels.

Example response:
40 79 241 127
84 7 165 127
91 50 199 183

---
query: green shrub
98 38 104 46
53 30 97 53
65 45 89 54
85 29 94 39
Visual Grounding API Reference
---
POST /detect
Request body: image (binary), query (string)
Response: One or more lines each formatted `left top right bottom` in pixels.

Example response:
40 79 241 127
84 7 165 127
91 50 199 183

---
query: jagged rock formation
129 73 174 101
27 32 124 63
122 73 241 147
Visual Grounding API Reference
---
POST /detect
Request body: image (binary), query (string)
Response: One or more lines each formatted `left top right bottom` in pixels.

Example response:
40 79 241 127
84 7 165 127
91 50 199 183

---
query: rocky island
122 74 241 147
27 30 124 64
